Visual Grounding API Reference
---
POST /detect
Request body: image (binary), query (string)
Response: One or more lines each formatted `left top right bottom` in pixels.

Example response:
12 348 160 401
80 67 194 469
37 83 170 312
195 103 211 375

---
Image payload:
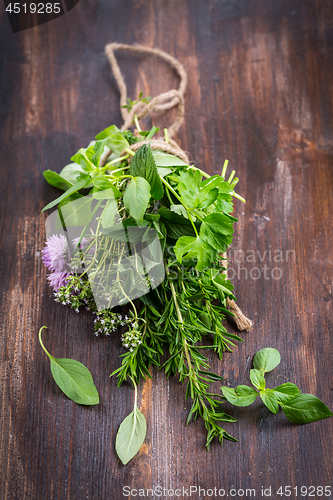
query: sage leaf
116 406 147 465
272 383 301 403
39 327 99 405
260 389 279 414
250 369 266 391
123 177 151 222
279 394 333 424
253 347 281 373
221 385 258 407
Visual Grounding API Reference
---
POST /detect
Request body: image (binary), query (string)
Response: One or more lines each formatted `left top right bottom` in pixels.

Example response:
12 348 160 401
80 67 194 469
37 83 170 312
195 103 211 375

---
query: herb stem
38 326 52 359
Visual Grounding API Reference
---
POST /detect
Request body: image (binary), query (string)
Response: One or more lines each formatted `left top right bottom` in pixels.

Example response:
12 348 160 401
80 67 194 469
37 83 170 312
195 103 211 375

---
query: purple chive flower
47 271 70 291
41 234 71 272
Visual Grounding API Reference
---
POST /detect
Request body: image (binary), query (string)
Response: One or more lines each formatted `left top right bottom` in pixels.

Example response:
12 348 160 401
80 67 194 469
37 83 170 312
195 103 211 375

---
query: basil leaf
95 125 130 156
250 369 266 391
273 383 301 403
174 235 217 272
38 327 99 406
71 148 95 172
101 198 118 229
123 177 151 222
221 385 258 407
57 194 93 227
130 144 164 200
60 163 86 184
42 180 91 212
115 406 147 465
43 170 73 191
50 357 99 405
279 394 333 424
260 389 279 414
253 348 281 373
152 150 187 167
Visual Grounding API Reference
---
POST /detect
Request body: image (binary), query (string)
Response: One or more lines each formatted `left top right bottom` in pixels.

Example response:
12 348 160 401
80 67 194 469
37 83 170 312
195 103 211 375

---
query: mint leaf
279 394 333 424
123 177 151 222
273 383 301 403
250 369 266 391
130 144 164 200
221 385 258 407
253 348 281 373
260 389 279 414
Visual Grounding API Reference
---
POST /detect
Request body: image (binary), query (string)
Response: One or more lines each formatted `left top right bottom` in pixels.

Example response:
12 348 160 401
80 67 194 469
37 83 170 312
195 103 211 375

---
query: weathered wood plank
0 0 332 498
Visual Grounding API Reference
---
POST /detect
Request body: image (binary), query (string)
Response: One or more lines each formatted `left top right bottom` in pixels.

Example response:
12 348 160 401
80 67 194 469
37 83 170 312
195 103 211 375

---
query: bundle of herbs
39 44 332 465
41 121 249 463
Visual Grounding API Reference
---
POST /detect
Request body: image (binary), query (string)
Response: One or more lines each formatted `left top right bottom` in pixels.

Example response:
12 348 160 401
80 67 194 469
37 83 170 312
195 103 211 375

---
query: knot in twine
103 42 252 332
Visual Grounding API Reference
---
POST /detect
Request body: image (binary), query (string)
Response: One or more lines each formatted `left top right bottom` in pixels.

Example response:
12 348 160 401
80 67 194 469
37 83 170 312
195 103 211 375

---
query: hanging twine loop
103 42 252 331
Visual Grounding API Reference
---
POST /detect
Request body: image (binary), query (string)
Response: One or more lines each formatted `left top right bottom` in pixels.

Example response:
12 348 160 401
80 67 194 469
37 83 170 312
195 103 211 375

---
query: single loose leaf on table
38 326 99 405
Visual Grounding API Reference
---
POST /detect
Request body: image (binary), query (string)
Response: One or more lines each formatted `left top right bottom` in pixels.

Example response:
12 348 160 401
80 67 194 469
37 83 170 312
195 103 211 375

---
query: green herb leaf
253 348 281 373
174 235 217 271
177 170 218 209
221 385 258 407
59 163 86 185
152 150 187 167
38 327 99 405
43 170 73 191
200 213 234 252
58 194 93 227
158 207 197 239
260 389 279 414
42 180 91 212
130 144 164 200
115 407 147 465
95 124 130 156
101 198 118 228
272 383 301 403
123 177 151 222
279 394 333 424
249 369 266 391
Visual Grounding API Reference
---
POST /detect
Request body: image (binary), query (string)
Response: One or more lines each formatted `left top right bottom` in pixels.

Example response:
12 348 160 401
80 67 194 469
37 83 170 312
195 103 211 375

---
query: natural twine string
104 42 252 331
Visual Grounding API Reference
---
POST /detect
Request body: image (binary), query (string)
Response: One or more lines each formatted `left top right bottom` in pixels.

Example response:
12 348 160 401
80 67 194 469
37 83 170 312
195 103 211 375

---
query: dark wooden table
1 1 332 499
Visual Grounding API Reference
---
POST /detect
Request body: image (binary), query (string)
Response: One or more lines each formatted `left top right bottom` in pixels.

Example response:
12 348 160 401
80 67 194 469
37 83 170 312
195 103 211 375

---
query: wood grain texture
0 0 332 498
